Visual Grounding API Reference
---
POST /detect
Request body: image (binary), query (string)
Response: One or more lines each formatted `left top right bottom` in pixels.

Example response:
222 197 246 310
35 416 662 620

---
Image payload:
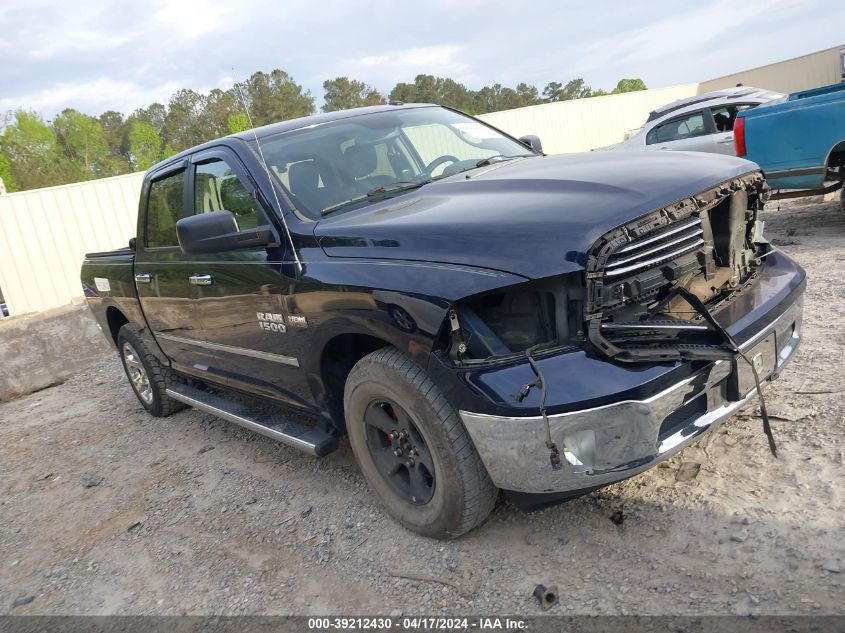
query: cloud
0 78 181 117
578 0 806 74
0 0 842 118
347 44 472 85
152 0 234 39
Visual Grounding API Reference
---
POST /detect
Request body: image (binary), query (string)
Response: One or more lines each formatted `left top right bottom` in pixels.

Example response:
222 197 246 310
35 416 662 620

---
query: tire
117 324 185 417
840 184 844 213
344 347 498 538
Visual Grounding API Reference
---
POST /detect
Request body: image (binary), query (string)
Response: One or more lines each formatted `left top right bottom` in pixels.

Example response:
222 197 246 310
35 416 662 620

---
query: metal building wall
0 172 144 316
478 84 700 155
698 45 844 95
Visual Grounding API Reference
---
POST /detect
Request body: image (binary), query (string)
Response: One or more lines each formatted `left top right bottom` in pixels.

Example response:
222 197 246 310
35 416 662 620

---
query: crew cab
81 104 805 538
735 81 845 209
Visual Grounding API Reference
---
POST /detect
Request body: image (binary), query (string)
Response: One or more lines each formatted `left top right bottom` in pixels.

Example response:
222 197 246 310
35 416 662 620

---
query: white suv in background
600 86 783 155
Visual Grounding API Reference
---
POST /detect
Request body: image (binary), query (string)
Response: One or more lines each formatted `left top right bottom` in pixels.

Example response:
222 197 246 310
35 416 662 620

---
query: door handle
189 274 214 286
134 273 152 284
717 138 734 144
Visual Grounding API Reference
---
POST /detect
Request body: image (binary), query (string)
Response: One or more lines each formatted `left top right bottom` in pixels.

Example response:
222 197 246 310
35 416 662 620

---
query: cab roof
232 103 438 140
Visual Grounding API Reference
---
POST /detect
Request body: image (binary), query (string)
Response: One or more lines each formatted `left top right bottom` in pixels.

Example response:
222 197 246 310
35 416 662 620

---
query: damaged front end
585 172 770 362
443 171 805 502
438 274 585 365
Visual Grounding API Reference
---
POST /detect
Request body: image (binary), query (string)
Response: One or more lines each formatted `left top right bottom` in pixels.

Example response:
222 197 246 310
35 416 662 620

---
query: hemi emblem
287 315 308 329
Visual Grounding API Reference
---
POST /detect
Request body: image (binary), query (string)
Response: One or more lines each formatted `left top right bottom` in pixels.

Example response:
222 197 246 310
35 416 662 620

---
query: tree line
0 70 645 193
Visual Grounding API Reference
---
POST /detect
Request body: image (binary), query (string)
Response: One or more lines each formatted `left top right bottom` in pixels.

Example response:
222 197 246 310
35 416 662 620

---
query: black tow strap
662 286 778 457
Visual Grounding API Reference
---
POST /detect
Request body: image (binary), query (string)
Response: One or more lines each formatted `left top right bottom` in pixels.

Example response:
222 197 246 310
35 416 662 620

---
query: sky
1 0 844 118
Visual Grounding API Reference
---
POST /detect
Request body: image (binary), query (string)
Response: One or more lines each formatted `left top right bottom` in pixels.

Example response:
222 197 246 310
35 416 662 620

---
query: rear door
708 104 757 155
645 110 715 153
134 163 206 367
186 148 316 411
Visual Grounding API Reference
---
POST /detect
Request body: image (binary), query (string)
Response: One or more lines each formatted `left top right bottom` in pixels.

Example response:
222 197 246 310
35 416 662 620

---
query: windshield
251 106 535 219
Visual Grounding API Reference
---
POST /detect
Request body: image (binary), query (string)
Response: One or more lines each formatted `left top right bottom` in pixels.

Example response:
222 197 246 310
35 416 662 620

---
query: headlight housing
436 273 585 364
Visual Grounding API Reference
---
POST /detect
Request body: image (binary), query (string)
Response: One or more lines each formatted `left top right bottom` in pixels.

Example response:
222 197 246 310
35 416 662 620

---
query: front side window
146 170 186 248
646 112 706 145
194 159 266 231
255 106 535 218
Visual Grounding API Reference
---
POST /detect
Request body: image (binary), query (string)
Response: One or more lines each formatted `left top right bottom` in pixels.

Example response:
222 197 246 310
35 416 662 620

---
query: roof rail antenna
233 75 303 275
388 99 405 106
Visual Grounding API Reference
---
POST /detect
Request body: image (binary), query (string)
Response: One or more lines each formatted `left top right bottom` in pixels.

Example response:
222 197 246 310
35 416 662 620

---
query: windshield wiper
320 179 431 216
475 154 533 168
366 178 431 198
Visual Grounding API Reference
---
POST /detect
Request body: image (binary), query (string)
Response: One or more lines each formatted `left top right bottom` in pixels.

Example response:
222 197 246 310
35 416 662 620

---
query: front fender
296 258 529 372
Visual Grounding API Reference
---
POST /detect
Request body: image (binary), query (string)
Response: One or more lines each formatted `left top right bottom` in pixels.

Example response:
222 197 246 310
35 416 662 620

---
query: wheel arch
825 138 845 174
105 305 130 346
317 331 394 432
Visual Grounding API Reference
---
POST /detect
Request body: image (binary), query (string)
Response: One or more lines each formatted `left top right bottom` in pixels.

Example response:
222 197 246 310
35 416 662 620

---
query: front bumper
459 291 803 496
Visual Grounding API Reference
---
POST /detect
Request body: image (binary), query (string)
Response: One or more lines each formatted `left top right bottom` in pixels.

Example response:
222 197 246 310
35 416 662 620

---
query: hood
314 151 759 280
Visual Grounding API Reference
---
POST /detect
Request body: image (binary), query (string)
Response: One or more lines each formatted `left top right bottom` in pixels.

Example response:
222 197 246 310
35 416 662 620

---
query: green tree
99 111 129 157
0 110 75 190
130 103 167 138
543 78 592 102
97 110 132 176
129 121 162 170
322 77 386 112
516 83 542 105
205 88 240 137
227 112 250 134
164 89 209 152
237 70 315 127
611 78 647 94
0 151 17 192
542 81 563 102
388 75 475 111
53 108 111 178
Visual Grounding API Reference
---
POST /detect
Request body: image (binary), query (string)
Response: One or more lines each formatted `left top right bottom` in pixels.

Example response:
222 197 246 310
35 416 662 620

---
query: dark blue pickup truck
735 81 845 208
81 104 805 537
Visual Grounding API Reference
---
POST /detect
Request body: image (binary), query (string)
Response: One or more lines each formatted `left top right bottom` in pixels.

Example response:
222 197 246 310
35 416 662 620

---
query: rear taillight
734 116 746 157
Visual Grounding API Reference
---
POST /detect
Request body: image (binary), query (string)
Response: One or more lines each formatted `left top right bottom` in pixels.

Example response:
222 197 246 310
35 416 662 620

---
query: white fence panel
0 172 144 316
478 84 700 155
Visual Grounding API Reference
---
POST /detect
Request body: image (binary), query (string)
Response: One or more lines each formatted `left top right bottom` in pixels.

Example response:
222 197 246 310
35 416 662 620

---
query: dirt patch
1 198 843 616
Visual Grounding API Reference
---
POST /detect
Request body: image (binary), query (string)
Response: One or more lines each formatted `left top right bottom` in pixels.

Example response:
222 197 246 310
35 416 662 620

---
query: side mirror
176 210 277 254
519 135 544 154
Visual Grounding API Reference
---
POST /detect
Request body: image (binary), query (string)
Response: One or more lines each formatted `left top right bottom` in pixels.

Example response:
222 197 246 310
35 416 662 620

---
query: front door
135 163 206 368
185 149 316 411
645 110 716 153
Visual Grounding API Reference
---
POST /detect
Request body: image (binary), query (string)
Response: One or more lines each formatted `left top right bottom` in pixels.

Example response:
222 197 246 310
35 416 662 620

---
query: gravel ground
1 197 843 616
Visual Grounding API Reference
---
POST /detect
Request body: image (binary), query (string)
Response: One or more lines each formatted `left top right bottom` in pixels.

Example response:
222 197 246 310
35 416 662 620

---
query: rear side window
646 112 706 145
710 104 755 132
145 170 186 248
194 159 265 231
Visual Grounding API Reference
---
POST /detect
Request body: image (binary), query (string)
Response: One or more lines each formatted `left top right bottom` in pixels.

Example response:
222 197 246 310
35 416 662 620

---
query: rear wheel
344 347 498 538
117 324 185 417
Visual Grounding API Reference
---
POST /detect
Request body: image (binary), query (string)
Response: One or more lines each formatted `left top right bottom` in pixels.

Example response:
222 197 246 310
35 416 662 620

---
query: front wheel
840 184 844 213
344 347 498 538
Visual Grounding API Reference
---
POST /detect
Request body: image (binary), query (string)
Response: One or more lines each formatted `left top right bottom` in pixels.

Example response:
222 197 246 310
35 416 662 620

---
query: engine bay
585 172 770 362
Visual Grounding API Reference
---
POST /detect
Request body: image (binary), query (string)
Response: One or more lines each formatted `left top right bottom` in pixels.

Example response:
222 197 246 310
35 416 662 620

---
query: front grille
584 171 769 363
604 217 704 279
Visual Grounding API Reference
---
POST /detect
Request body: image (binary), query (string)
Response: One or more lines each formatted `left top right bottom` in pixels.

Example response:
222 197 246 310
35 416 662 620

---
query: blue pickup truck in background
735 81 844 208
